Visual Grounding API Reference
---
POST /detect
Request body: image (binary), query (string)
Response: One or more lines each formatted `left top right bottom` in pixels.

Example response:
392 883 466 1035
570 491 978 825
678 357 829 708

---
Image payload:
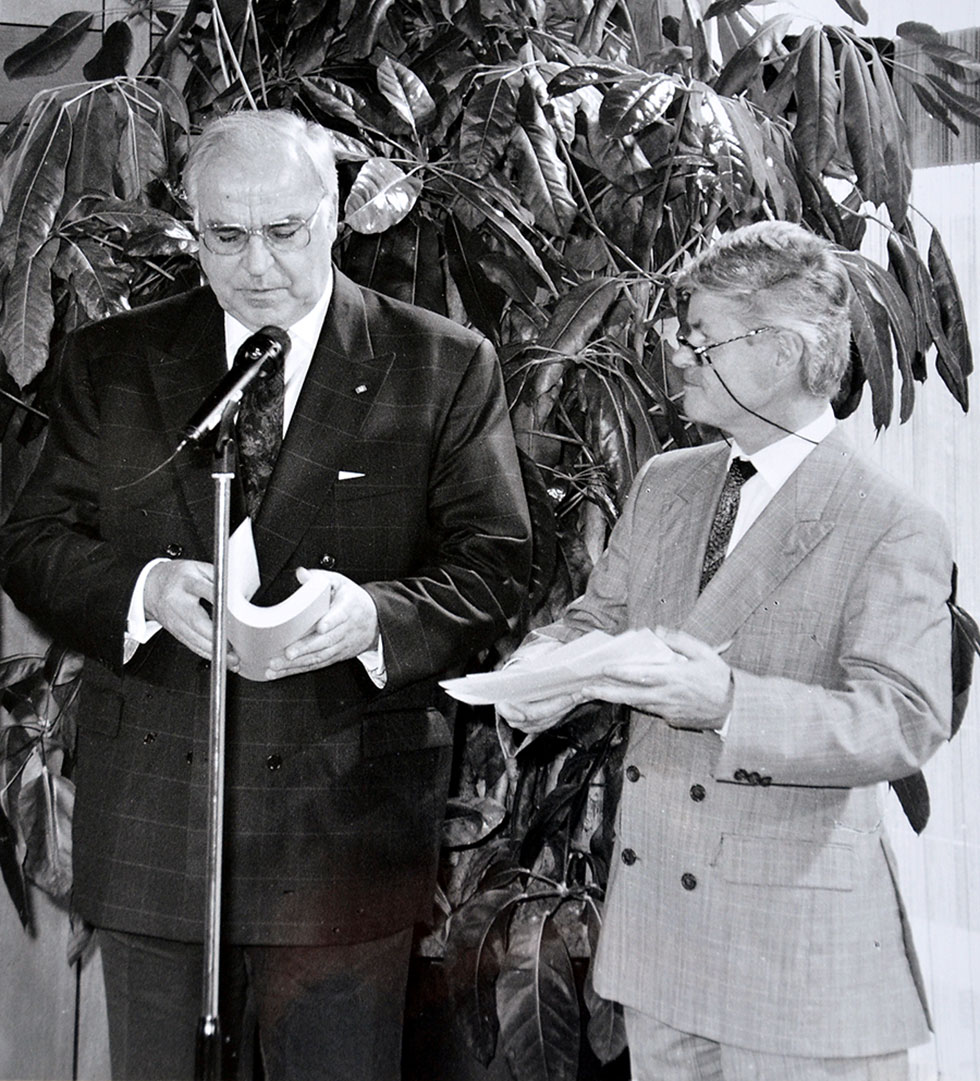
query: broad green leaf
598 75 678 140
442 795 507 848
497 906 580 1081
921 43 980 84
928 227 973 406
833 0 868 25
895 22 944 46
0 239 60 387
115 111 168 201
0 100 70 269
444 215 506 343
924 73 980 128
704 0 754 17
344 0 397 59
82 19 133 81
53 236 132 323
63 87 122 203
868 45 910 228
376 55 436 137
689 86 752 216
344 216 445 312
908 81 959 136
546 63 638 98
443 885 522 1066
343 158 422 234
3 12 94 79
512 85 577 237
539 278 620 356
793 28 839 175
440 174 555 293
20 766 73 901
844 259 894 430
721 97 790 219
857 257 918 421
713 15 794 99
840 40 886 208
301 76 376 129
329 130 375 162
459 77 519 179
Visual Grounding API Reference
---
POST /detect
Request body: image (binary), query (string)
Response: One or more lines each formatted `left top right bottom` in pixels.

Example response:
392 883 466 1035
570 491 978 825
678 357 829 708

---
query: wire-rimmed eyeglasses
198 196 326 256
674 325 777 366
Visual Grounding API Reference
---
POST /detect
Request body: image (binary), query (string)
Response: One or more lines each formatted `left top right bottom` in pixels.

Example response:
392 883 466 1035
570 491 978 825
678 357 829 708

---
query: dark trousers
97 925 415 1081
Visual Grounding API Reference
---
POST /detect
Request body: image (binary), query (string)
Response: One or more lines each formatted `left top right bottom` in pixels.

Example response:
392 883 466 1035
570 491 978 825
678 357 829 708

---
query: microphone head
235 325 291 368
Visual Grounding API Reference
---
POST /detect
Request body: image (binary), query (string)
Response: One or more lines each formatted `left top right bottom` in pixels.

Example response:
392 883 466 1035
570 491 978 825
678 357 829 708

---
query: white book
226 519 335 681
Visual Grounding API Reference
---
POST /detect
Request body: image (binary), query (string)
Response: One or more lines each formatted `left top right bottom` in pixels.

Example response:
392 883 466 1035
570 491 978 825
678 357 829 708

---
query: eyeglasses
198 197 325 256
674 326 777 366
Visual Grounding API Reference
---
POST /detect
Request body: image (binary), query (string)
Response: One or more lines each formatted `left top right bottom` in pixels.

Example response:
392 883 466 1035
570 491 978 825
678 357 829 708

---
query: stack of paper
440 627 678 705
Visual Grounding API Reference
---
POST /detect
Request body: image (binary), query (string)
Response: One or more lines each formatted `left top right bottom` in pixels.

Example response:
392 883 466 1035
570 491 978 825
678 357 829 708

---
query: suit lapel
253 272 393 587
145 288 227 549
682 429 853 646
644 443 730 628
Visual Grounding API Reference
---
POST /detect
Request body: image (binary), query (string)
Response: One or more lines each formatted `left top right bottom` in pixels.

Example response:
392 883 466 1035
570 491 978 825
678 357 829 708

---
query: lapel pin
354 383 368 395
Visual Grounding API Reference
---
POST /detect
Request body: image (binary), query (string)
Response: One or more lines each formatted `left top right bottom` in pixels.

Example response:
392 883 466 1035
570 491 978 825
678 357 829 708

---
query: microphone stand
195 401 238 1081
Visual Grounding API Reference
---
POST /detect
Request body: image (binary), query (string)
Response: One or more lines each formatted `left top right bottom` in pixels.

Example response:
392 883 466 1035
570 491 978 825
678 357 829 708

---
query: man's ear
772 327 805 376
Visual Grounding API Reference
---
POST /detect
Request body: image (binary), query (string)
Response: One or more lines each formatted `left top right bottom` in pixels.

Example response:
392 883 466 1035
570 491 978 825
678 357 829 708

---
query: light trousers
624 1007 910 1081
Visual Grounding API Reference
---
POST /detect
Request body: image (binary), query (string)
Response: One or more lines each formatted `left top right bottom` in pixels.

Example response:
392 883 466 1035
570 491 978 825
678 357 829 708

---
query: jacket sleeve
362 338 532 689
718 501 954 788
0 331 147 670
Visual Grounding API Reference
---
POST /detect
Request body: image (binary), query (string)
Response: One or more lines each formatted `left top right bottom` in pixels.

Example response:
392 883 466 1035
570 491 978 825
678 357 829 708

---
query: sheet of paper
441 627 679 705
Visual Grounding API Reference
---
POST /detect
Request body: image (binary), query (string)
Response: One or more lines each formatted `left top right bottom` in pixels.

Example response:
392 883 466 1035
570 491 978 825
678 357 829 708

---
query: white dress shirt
725 405 837 555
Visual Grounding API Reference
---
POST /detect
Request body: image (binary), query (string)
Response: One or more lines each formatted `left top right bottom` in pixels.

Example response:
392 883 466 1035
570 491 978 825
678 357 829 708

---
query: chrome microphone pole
195 401 238 1081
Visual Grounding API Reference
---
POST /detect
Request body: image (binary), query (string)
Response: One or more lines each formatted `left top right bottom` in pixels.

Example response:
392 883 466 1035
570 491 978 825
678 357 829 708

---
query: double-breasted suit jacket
0 271 531 946
512 430 952 1058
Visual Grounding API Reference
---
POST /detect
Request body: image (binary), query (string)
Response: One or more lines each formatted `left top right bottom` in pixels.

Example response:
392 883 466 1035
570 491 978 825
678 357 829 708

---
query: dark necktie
699 457 756 591
236 349 285 517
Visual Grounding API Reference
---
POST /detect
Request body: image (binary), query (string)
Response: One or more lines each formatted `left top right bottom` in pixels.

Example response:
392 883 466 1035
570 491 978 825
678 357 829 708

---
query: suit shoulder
69 287 215 352
355 281 487 349
836 442 949 539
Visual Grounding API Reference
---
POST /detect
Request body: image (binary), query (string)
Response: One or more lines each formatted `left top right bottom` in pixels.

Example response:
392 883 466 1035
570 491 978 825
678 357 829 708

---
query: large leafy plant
2 2 978 1078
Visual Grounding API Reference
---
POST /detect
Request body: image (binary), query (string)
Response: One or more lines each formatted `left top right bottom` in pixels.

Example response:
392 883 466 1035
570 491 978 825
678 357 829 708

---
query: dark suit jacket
0 272 531 946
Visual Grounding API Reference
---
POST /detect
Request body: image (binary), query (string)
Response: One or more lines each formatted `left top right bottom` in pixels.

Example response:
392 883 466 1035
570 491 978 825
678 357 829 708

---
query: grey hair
183 108 338 220
673 221 852 398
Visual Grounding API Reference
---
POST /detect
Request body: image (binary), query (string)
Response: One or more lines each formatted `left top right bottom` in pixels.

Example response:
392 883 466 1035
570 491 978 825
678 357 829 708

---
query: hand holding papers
227 519 336 681
440 627 680 706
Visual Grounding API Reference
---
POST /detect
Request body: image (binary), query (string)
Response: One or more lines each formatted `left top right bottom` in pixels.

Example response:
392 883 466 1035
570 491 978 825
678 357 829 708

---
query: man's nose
671 341 697 369
242 233 275 274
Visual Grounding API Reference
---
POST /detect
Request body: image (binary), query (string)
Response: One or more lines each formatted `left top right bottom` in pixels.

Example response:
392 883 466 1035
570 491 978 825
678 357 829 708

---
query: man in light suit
498 221 952 1080
0 110 531 1080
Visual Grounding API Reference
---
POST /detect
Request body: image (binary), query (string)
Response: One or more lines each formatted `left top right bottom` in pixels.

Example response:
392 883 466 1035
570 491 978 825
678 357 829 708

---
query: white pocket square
338 471 364 481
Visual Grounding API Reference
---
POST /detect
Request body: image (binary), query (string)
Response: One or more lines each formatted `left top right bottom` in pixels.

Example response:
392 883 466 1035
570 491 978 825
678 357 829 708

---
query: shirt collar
730 405 836 491
222 275 333 381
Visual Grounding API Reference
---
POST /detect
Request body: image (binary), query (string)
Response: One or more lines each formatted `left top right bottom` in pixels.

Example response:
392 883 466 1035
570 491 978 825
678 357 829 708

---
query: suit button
164 543 184 558
621 848 638 866
625 764 641 783
266 754 283 771
689 784 706 802
681 872 697 891
318 553 336 569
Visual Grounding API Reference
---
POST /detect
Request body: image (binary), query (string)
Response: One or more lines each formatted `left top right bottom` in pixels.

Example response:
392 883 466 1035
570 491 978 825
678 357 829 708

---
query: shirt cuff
124 558 168 663
358 637 387 688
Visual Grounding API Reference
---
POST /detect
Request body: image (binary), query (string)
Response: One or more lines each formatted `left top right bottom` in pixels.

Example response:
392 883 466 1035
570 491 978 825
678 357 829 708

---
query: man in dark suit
0 109 531 1080
497 222 952 1080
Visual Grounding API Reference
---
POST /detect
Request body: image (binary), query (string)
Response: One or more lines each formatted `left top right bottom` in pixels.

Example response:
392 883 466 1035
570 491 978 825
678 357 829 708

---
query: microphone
177 325 290 451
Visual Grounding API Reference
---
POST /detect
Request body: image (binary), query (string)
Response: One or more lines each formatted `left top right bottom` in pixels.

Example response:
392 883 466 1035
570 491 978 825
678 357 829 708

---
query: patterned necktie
236 349 286 517
699 457 756 591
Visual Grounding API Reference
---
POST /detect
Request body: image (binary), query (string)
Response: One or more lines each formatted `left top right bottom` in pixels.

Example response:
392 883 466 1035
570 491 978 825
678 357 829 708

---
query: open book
440 627 679 706
226 519 335 681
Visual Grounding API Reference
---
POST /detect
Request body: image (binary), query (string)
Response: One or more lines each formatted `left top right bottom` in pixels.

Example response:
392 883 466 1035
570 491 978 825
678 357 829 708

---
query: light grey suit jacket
515 429 952 1057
